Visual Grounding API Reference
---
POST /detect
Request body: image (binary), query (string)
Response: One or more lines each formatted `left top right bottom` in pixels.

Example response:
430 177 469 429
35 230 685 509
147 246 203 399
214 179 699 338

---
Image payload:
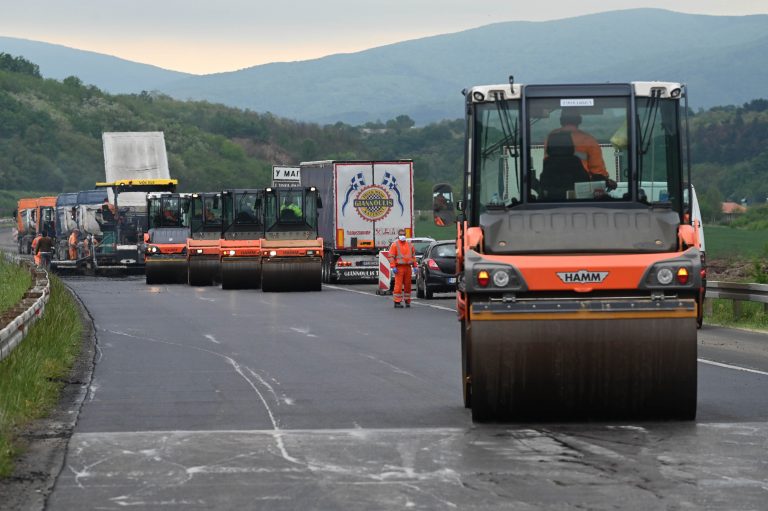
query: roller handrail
0 253 51 362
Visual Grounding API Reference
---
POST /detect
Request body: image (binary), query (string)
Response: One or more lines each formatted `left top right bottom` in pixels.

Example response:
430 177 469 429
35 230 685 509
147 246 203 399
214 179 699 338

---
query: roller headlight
196 249 203 254
656 268 674 285
229 250 236 256
269 250 277 257
492 270 510 287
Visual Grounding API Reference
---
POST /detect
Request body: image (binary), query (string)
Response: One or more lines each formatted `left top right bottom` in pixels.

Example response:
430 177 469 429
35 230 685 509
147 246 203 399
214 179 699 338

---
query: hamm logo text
557 270 609 284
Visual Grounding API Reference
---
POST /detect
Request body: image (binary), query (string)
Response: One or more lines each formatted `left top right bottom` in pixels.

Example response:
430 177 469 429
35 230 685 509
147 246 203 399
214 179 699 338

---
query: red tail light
427 258 440 271
677 267 689 285
477 270 490 287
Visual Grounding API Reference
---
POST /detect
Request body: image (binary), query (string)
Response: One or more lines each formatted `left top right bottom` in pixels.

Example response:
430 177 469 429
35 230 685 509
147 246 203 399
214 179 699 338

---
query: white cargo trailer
300 160 414 282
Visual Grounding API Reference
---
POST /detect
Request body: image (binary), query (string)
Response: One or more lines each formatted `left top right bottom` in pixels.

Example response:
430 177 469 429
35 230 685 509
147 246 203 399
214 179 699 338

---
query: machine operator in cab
545 110 617 190
387 229 417 308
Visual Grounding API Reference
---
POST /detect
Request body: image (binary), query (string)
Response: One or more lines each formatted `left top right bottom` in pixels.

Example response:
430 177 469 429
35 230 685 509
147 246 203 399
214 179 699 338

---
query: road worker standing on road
68 228 80 260
31 232 42 266
387 229 417 308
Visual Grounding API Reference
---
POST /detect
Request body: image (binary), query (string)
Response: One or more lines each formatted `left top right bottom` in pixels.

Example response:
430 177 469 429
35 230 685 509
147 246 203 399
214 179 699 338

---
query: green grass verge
0 259 31 315
0 276 82 477
705 298 768 332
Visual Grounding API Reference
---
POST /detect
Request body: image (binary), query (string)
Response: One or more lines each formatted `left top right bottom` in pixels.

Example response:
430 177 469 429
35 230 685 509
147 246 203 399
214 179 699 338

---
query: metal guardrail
706 281 768 304
0 253 51 362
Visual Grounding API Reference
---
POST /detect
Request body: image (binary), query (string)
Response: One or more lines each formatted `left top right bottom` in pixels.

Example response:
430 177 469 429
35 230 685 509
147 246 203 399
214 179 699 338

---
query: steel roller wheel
145 260 187 284
188 258 219 286
221 258 262 289
470 317 697 422
262 259 322 292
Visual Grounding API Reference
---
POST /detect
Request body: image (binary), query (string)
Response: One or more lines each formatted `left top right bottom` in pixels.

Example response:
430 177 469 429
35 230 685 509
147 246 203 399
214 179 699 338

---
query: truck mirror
456 200 465 212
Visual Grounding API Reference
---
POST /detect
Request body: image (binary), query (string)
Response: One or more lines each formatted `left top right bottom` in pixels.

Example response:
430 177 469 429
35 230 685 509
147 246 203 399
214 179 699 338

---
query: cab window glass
528 96 629 202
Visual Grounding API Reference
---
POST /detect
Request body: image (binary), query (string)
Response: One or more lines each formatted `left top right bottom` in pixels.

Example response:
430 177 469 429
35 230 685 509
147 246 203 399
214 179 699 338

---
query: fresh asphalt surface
39 273 768 510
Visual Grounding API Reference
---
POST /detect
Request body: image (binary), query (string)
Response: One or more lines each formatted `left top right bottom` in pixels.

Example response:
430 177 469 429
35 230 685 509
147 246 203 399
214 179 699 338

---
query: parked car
416 240 457 299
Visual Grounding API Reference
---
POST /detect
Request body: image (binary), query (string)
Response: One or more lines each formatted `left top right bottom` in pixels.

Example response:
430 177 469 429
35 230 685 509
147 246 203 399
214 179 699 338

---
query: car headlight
229 250 236 256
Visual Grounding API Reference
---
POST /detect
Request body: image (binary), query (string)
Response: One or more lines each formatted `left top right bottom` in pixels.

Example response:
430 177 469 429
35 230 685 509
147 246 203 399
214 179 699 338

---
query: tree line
1 54 767 218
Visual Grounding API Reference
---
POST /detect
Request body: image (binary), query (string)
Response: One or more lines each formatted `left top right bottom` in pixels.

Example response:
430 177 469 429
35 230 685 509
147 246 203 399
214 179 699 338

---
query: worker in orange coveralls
31 233 42 266
68 228 80 260
387 229 417 308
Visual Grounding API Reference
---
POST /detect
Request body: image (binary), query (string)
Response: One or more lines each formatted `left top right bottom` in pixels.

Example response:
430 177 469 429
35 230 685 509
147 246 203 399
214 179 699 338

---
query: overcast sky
1 1 766 74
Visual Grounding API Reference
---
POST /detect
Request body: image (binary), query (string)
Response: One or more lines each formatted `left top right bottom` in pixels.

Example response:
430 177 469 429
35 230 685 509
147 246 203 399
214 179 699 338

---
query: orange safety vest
388 240 416 266
545 127 609 179
69 232 78 246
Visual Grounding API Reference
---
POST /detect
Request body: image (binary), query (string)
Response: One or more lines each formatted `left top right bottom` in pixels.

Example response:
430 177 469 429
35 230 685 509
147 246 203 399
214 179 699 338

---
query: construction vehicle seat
280 208 299 222
540 131 589 200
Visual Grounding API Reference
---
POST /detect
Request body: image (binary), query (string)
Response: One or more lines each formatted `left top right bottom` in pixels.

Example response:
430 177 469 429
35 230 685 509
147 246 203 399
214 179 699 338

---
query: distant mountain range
0 36 191 93
2 9 768 124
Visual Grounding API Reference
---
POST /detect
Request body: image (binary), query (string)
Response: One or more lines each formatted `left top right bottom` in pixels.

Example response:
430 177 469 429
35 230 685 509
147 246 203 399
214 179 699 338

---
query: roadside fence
0 252 51 362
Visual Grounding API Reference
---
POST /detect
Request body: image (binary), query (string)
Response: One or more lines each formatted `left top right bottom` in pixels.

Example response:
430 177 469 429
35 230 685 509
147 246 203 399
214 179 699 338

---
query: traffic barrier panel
376 250 392 295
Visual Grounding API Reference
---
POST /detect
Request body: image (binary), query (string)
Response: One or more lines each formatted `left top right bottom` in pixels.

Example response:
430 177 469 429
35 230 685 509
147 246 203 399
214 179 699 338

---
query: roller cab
220 189 264 289
186 192 223 286
454 81 703 421
260 186 324 292
144 192 191 284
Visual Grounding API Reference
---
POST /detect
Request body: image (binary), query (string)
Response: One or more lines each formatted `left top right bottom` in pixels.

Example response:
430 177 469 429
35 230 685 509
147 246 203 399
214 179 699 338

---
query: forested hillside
2 54 768 221
690 99 768 221
0 56 462 214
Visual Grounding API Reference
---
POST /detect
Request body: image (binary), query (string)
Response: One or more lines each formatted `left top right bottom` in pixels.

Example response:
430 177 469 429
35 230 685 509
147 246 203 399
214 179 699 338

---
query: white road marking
103 329 300 465
698 358 768 377
204 334 220 344
323 284 457 311
360 354 419 379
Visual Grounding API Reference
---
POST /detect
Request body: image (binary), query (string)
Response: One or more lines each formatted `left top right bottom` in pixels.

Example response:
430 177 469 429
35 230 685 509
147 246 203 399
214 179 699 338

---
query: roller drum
470 317 697 422
221 257 262 289
188 257 220 286
145 259 187 284
262 258 322 292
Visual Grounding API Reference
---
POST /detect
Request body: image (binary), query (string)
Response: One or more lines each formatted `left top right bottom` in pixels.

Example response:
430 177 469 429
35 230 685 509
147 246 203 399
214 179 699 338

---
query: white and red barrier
376 250 392 295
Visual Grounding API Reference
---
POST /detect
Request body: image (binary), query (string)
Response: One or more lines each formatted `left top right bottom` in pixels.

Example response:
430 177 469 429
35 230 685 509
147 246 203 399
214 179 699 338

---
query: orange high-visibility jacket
388 240 416 266
69 231 79 246
546 127 608 179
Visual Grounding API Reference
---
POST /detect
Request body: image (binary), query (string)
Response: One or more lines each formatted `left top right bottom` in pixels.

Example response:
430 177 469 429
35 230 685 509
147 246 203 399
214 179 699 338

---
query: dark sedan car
416 240 457 299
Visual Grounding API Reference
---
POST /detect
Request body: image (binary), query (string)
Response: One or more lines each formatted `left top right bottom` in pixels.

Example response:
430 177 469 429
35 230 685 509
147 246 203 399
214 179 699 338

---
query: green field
413 213 456 241
702 225 768 259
